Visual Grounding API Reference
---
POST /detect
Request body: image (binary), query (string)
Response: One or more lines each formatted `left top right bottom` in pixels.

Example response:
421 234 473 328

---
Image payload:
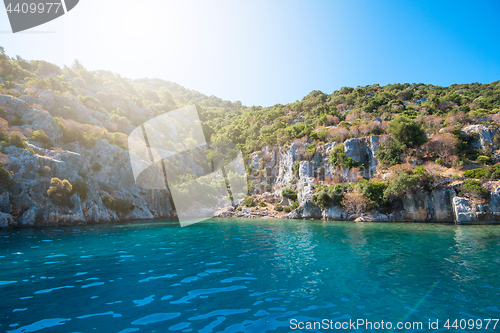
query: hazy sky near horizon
1 0 499 107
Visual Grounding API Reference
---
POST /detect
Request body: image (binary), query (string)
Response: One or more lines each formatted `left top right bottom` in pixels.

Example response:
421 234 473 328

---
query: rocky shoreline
211 190 500 225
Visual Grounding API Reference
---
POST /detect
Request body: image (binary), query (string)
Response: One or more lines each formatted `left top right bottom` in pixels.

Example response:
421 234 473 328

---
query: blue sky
1 0 499 107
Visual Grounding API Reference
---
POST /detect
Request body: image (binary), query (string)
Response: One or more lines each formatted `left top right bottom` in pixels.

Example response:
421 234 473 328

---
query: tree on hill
387 116 427 148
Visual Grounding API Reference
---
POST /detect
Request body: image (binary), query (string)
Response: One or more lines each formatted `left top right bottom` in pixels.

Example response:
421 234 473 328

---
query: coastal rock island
1 48 500 226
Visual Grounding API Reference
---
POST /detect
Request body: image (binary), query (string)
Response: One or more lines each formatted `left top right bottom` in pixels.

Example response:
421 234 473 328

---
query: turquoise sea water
1 219 499 333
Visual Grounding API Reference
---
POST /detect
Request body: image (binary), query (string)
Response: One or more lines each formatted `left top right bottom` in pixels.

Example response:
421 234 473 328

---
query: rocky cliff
1 94 175 227
240 133 500 225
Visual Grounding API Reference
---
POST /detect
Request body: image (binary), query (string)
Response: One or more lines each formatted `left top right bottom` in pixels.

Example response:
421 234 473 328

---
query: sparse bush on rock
281 187 297 200
242 197 254 207
47 178 73 207
459 179 489 200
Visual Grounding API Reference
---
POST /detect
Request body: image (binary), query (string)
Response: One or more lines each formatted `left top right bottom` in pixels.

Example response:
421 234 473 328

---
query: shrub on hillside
303 143 317 160
242 197 254 207
0 165 13 188
7 134 29 149
311 184 344 208
101 195 114 210
47 178 73 207
71 181 89 200
330 144 363 169
55 119 96 149
423 133 458 160
463 163 500 179
341 192 369 215
35 60 62 75
292 160 300 178
383 166 433 201
29 130 51 148
312 189 331 208
375 140 403 168
387 116 427 148
274 204 283 212
113 198 135 214
6 134 34 154
459 179 489 200
310 129 328 141
451 126 468 153
78 95 101 108
10 114 23 126
0 119 7 142
476 155 492 165
101 195 135 214
281 187 297 200
357 179 388 208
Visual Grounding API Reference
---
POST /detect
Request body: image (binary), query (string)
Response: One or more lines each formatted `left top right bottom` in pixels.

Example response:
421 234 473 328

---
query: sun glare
86 0 203 78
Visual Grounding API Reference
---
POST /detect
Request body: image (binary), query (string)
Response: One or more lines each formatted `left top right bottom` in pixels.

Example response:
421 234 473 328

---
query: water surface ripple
1 219 499 332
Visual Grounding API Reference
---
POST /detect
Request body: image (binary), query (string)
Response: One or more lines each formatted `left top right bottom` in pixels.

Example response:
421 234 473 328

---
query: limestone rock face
37 90 103 128
282 186 457 222
18 206 39 226
273 142 305 190
247 146 280 195
323 205 348 220
452 187 500 224
402 188 455 222
0 94 62 142
0 193 11 214
285 199 322 219
343 135 379 178
453 197 476 224
461 125 498 150
355 212 389 222
297 161 314 203
490 187 500 209
0 212 14 228
0 138 175 227
6 88 500 227
247 141 341 198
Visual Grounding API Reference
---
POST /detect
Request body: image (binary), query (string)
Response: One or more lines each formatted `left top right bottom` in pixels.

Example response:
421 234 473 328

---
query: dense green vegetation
374 141 403 168
242 197 254 207
101 195 135 214
2 45 500 164
387 116 427 148
459 179 489 200
463 163 500 179
0 164 13 187
311 184 344 208
330 144 364 169
281 187 297 200
383 166 434 201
